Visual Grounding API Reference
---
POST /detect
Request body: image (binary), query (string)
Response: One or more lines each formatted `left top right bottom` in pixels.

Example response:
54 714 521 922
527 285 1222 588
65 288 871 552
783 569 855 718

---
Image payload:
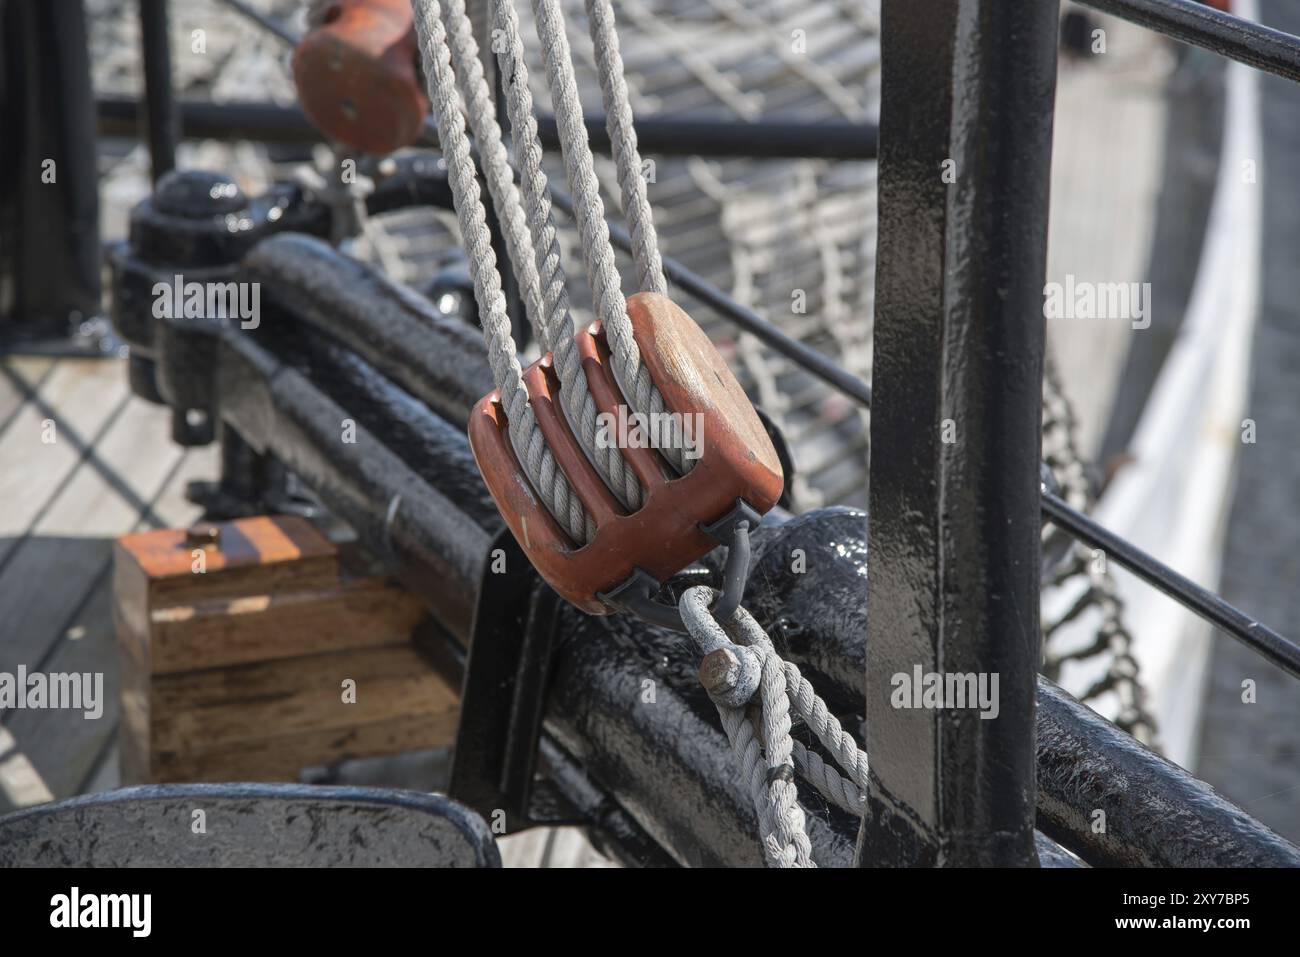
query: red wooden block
291 0 427 156
468 292 783 614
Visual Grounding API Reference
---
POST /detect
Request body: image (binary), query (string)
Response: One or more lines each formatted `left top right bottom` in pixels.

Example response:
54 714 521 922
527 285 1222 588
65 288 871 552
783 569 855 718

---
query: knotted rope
680 586 869 868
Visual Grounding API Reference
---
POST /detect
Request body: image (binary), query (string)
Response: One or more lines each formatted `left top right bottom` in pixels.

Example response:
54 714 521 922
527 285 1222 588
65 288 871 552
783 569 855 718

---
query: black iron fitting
598 498 763 632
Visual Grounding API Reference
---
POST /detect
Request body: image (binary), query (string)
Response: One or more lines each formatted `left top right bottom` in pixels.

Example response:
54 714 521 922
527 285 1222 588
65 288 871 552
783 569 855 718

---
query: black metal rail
862 0 1058 867
1079 0 1300 83
1042 492 1300 679
138 0 179 183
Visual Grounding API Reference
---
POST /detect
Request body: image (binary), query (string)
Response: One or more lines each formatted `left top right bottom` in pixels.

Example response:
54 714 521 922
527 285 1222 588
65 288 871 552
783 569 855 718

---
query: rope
412 0 595 544
529 0 689 475
437 0 544 331
583 0 667 296
681 586 871 867
489 0 644 510
791 740 864 817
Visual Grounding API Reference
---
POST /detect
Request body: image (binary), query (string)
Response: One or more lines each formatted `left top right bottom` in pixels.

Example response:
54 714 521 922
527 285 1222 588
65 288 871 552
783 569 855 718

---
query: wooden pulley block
291 0 427 156
468 292 784 615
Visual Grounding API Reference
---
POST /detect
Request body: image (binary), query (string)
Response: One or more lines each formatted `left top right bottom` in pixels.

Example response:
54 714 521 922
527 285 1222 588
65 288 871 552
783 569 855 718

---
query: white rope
681 586 871 867
583 0 667 296
412 0 595 544
529 0 688 475
791 740 865 817
437 0 544 330
489 0 644 510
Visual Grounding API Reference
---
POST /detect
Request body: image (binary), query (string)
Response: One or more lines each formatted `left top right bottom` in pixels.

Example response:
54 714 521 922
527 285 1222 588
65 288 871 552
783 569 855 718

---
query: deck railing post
0 0 102 346
139 0 179 184
858 0 1060 866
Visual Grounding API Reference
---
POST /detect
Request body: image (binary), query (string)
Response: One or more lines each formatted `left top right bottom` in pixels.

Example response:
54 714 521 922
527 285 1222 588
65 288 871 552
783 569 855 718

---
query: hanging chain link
1041 351 1160 747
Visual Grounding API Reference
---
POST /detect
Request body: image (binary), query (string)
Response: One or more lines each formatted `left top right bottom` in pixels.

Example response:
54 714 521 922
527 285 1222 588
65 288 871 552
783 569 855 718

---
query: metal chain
1041 350 1159 746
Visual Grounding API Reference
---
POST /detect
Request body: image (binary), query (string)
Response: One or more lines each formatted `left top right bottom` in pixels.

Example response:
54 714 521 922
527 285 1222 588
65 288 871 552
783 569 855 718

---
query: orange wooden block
113 515 457 784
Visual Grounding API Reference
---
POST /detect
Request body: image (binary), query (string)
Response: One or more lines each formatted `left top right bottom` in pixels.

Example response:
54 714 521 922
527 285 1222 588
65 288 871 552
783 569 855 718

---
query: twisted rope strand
412 0 594 543
492 0 643 510
791 740 866 817
583 0 667 296
529 0 687 475
438 0 544 330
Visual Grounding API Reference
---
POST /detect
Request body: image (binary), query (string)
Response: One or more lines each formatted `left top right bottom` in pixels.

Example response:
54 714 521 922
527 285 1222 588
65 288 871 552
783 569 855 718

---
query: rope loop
680 586 871 866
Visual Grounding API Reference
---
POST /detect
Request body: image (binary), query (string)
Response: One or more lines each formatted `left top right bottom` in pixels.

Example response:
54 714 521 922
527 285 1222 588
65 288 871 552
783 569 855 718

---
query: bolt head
185 522 221 547
698 647 741 695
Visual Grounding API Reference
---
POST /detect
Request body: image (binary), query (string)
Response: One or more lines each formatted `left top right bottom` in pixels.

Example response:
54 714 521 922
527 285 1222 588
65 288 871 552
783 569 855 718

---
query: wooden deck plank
1 582 117 808
0 356 55 434
498 827 619 868
0 386 181 679
31 395 181 538
0 395 184 806
0 358 131 567
71 445 217 800
82 740 120 795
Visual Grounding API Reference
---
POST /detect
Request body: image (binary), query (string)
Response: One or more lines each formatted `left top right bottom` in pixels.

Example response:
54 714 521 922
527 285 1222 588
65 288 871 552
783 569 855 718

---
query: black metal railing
1080 0 1300 82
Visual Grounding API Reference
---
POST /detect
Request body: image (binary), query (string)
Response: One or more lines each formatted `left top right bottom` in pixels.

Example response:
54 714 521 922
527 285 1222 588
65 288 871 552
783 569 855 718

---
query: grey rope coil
412 0 594 544
489 0 644 510
529 0 688 475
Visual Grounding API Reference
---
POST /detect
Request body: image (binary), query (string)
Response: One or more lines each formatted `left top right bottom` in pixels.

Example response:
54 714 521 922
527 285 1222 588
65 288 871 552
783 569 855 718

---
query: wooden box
114 515 459 783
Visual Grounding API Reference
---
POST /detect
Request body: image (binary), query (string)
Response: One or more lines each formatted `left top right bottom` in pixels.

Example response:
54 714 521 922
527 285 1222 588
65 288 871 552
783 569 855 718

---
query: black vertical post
139 0 179 183
0 0 102 345
858 0 1059 866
